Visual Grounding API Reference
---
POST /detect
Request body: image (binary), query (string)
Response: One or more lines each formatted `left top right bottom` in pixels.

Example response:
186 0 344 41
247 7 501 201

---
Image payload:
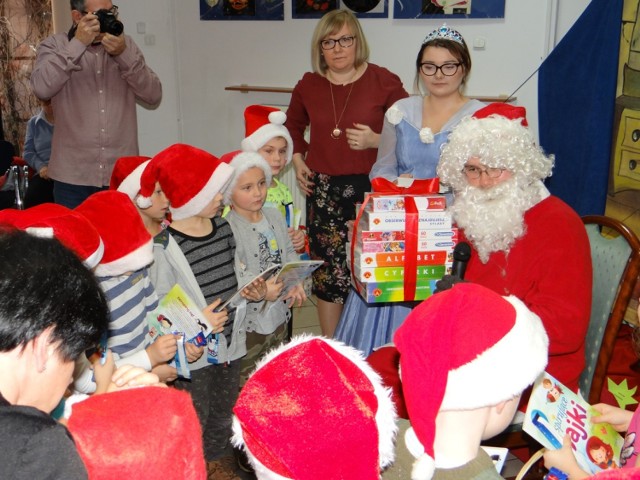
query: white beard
450 178 545 263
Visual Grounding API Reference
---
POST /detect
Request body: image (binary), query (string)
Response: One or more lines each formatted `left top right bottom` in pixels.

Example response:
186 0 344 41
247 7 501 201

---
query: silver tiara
423 24 464 46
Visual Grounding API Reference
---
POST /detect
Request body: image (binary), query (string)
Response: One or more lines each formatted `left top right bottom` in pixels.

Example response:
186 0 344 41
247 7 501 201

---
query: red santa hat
232 335 397 480
0 203 103 269
109 156 152 201
137 144 234 220
221 151 273 205
67 387 205 480
76 191 153 277
241 105 293 165
394 283 549 480
472 102 528 126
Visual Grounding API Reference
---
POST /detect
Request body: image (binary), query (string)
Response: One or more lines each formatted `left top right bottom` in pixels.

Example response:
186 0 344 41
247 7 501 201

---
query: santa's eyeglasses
462 165 506 179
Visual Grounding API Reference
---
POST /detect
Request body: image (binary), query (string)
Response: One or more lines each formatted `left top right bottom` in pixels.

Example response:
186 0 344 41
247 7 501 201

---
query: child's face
139 182 170 223
258 137 288 177
231 167 268 217
198 192 225 218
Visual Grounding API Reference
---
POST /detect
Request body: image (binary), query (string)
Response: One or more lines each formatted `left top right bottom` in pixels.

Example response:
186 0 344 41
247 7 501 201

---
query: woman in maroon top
285 10 408 337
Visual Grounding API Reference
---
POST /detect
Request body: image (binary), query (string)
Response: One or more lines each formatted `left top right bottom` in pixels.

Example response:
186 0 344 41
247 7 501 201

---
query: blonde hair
310 10 370 74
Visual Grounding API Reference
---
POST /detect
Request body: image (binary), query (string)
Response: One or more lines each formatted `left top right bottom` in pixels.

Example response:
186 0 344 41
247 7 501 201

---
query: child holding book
239 105 305 253
75 191 179 387
223 151 306 385
135 143 266 480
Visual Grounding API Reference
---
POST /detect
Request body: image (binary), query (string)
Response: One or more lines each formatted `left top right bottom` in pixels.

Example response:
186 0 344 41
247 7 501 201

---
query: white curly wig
437 114 554 193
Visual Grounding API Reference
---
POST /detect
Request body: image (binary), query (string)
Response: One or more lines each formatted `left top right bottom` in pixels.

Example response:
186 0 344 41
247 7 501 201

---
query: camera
94 9 123 36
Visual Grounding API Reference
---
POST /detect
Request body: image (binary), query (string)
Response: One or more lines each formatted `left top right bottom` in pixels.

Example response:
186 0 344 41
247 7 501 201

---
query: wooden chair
579 215 640 404
484 215 640 469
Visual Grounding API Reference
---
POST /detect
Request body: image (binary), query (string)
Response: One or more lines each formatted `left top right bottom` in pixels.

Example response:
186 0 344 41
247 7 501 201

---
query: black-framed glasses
320 35 356 50
461 165 506 179
81 4 118 16
420 62 461 76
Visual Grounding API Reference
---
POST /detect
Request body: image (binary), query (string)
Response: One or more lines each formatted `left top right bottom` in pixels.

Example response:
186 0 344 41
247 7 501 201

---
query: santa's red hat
76 191 153 277
0 203 103 269
221 151 273 205
109 156 151 201
241 105 293 165
137 144 234 220
67 387 205 480
394 283 548 480
232 335 397 480
472 102 528 126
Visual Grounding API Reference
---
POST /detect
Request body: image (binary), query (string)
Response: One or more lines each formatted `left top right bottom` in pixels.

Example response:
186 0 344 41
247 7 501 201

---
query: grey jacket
225 207 296 335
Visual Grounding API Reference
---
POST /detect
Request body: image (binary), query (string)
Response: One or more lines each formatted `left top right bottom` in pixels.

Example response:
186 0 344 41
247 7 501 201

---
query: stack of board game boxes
347 193 457 303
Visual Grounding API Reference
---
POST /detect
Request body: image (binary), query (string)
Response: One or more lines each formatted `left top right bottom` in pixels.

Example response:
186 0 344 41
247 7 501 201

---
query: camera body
94 9 123 36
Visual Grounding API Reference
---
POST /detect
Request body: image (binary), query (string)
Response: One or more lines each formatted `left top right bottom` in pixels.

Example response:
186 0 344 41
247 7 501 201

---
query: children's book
273 260 324 301
523 371 624 475
147 284 214 379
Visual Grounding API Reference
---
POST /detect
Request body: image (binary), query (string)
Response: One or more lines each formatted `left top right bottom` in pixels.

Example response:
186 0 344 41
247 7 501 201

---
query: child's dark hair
0 228 109 362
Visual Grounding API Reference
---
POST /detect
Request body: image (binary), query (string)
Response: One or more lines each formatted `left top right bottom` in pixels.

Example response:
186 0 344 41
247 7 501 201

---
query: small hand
146 333 179 366
283 283 306 308
185 342 205 363
289 227 306 252
265 276 285 302
202 300 229 333
241 277 268 302
108 364 165 391
39 166 49 180
151 363 178 384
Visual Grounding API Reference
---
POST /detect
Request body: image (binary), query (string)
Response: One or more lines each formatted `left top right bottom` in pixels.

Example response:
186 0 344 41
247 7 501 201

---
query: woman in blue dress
335 24 484 354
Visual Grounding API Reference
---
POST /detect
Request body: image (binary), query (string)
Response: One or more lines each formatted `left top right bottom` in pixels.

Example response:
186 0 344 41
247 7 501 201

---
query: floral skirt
307 171 370 304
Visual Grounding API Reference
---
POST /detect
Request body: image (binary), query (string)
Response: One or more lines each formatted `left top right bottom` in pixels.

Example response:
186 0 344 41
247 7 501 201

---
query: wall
115 0 591 157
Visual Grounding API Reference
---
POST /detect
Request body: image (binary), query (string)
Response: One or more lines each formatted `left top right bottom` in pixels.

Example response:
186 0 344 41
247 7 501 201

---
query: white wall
118 0 591 157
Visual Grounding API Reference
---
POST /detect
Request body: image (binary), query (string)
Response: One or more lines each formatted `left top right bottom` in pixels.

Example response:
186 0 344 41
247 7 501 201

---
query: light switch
136 22 146 34
473 37 486 50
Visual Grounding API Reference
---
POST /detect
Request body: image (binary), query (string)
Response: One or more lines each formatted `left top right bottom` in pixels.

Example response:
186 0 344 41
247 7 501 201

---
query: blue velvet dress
334 96 484 355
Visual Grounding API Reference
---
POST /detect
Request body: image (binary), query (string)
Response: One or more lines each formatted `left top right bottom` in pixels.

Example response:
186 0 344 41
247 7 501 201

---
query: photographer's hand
74 13 101 46
102 33 126 56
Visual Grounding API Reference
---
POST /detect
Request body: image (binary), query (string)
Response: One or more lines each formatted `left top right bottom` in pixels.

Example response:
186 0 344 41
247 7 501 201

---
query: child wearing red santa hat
136 143 266 479
75 190 179 389
382 283 549 480
222 151 306 388
240 105 305 254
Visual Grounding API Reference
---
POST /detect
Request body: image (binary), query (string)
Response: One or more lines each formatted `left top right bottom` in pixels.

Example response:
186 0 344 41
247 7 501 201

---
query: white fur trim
83 238 104 269
224 152 274 206
116 160 150 201
136 195 152 209
440 295 549 411
169 162 234 220
412 454 435 480
240 116 293 166
93 238 154 277
25 226 54 238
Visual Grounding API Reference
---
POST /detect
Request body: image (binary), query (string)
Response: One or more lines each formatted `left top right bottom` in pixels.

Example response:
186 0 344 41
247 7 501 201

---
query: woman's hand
293 153 313 196
346 123 380 150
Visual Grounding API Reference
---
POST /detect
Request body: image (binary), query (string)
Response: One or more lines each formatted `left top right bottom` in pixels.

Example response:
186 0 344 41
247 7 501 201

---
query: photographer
30 0 162 209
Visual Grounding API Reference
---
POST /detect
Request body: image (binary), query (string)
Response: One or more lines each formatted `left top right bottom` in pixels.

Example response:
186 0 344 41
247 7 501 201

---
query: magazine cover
523 371 624 475
274 260 324 300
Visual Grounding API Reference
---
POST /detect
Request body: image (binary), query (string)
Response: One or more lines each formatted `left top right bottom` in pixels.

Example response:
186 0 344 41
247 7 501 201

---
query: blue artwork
393 0 504 19
200 0 284 20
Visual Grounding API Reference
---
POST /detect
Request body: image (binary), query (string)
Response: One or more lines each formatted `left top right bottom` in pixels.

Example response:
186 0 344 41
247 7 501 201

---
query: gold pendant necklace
328 70 357 139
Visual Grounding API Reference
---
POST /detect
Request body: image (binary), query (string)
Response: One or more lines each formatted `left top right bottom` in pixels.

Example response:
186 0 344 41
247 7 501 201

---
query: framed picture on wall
393 0 504 19
200 0 284 20
292 0 387 18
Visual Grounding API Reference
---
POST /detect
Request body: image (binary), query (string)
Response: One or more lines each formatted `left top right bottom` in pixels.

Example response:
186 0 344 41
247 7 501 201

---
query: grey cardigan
225 207 296 335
